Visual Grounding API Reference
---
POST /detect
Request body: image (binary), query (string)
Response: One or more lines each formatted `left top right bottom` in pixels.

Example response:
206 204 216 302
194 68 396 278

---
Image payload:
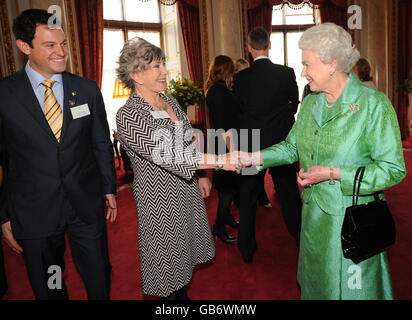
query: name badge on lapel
150 110 170 119
70 103 91 119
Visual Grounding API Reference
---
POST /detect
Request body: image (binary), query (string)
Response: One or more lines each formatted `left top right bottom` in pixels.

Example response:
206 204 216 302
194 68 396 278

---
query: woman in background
352 58 377 89
205 55 240 243
234 58 249 73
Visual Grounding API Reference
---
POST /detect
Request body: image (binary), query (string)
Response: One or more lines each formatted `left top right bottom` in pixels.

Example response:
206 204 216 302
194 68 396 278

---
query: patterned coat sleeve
116 106 202 181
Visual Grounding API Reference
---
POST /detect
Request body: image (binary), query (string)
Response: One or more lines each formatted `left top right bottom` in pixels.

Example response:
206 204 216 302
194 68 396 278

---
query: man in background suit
0 9 117 299
233 27 302 264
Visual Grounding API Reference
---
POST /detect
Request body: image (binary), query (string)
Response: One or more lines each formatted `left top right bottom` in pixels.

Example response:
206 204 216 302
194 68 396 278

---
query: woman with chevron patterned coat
116 38 240 300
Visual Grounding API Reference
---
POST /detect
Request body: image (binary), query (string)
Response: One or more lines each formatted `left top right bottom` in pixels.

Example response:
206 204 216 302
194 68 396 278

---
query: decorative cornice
139 0 177 5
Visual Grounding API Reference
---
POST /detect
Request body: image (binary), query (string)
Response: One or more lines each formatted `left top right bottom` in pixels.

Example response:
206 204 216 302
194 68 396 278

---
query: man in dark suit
233 27 302 264
0 9 117 299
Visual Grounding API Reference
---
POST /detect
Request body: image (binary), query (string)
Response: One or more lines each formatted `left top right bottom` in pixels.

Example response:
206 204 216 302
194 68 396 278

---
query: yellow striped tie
41 80 63 142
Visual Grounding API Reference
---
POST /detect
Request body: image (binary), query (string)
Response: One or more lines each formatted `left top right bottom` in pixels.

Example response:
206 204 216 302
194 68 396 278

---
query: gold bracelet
329 167 335 185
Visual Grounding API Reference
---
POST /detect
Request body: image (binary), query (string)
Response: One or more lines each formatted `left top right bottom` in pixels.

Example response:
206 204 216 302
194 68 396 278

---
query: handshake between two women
199 151 262 174
199 151 339 188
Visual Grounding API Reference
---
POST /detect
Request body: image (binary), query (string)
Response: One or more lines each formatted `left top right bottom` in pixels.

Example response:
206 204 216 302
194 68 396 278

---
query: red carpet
2 152 412 300
403 136 412 149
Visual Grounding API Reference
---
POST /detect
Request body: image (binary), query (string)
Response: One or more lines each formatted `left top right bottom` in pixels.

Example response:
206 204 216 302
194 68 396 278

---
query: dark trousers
267 163 302 244
17 202 111 300
258 185 270 205
238 170 265 260
0 241 7 299
238 163 302 260
215 187 237 229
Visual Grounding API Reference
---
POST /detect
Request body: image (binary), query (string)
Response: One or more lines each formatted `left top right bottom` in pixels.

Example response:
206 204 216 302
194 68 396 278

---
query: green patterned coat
259 72 406 299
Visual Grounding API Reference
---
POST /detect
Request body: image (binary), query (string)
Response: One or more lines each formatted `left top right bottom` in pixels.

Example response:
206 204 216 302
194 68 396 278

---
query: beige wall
352 0 396 106
199 0 247 83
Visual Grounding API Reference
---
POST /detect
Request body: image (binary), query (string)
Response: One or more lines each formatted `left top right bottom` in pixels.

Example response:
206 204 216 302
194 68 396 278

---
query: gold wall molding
199 0 210 85
241 0 249 60
64 0 82 76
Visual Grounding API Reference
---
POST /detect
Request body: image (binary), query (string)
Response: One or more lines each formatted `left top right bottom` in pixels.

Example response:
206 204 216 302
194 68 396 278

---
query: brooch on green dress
348 103 360 113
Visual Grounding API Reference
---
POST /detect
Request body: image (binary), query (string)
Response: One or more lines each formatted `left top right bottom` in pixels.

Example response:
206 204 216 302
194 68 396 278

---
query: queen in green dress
238 23 406 300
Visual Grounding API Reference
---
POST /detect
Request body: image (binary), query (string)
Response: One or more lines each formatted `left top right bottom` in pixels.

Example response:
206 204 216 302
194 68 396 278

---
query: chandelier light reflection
113 78 131 99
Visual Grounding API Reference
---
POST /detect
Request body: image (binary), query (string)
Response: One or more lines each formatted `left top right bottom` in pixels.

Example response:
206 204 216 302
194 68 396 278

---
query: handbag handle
352 166 381 206
352 167 365 206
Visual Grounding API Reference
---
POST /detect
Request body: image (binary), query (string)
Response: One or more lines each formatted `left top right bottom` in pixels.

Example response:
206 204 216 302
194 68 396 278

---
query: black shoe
176 288 190 300
242 255 253 264
212 224 236 243
224 214 239 228
160 288 190 300
259 202 272 208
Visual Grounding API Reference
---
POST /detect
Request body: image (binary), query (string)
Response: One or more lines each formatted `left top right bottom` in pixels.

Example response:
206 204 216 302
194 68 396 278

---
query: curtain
247 0 346 10
398 0 411 140
247 1 273 35
318 0 347 29
247 2 273 64
74 0 104 87
177 0 206 127
247 1 348 30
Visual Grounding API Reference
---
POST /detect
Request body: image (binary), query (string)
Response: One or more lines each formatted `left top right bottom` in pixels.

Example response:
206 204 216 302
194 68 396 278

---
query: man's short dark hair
248 27 269 51
12 9 55 47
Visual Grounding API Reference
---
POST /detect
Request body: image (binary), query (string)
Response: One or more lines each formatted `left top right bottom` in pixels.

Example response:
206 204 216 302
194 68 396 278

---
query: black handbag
341 167 396 264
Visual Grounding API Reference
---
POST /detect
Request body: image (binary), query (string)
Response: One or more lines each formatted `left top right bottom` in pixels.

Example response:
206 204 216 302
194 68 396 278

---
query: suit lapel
11 69 58 144
60 72 76 144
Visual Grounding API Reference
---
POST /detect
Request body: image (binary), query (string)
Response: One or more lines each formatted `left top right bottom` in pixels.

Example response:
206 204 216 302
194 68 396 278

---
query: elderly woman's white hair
299 23 360 73
116 37 165 90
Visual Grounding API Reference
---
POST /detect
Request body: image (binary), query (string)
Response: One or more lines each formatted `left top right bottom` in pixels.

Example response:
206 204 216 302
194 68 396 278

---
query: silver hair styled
299 23 360 73
116 37 166 90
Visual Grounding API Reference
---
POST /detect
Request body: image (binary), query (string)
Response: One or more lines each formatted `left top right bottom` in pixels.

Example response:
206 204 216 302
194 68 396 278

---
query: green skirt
297 197 394 300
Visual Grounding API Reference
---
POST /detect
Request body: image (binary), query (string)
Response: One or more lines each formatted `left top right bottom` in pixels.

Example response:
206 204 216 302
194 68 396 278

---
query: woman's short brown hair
355 58 373 82
204 55 235 94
